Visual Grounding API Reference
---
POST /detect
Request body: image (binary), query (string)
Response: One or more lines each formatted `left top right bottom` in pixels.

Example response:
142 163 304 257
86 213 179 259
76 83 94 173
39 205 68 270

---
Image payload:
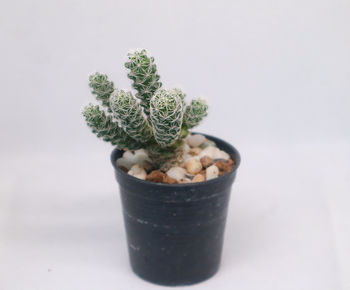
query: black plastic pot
111 133 240 286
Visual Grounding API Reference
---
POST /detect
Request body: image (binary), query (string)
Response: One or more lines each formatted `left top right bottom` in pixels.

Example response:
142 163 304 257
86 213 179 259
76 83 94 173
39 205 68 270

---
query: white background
0 0 349 289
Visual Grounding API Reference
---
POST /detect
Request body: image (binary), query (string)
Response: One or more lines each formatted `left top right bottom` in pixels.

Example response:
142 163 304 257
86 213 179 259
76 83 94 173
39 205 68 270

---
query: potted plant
82 49 240 286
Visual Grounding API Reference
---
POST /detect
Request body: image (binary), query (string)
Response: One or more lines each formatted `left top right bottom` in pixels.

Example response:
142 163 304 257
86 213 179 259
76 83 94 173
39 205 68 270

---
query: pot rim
111 132 241 188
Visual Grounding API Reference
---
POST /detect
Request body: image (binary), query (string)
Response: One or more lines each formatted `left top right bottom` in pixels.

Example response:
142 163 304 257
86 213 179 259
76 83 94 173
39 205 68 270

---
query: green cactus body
146 139 185 170
125 49 162 116
183 99 208 129
150 89 184 147
89 73 114 111
109 89 152 143
170 88 186 107
82 104 142 150
83 49 209 169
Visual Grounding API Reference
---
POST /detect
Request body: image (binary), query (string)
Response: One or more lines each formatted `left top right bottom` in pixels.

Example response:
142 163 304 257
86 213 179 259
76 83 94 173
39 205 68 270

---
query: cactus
82 104 142 150
125 49 162 117
110 89 152 142
183 99 208 129
150 89 185 147
82 49 208 169
89 73 114 111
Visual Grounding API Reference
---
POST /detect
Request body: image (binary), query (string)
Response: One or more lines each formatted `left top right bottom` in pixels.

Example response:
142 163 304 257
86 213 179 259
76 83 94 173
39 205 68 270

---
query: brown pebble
143 161 153 172
200 155 214 168
164 175 177 184
118 166 129 173
192 174 206 183
215 160 234 176
146 170 165 183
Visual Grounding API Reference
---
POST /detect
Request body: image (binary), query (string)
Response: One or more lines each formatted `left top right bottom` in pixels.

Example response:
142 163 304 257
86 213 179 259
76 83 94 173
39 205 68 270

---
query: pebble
199 139 216 149
178 178 191 184
192 174 206 183
116 151 134 169
199 146 230 160
146 170 165 183
123 150 134 159
166 167 187 181
187 134 206 147
128 164 147 180
164 175 177 184
216 159 235 176
189 147 202 156
216 160 231 172
116 149 151 170
199 169 207 177
215 150 230 160
133 149 151 166
116 158 133 170
206 165 219 180
186 159 203 175
183 153 199 163
200 155 214 168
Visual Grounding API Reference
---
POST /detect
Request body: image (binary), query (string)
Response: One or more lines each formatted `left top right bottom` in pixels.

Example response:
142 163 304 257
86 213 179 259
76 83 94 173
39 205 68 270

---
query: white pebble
206 165 219 180
117 151 135 170
116 158 133 170
200 139 216 149
215 150 230 160
183 154 200 164
123 150 134 160
166 167 187 181
133 149 151 166
128 164 147 180
198 146 217 159
117 149 151 170
199 146 229 160
187 134 206 147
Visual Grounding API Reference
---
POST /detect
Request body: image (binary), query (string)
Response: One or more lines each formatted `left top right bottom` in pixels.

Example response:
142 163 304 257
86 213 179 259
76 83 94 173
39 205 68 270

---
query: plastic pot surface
111 133 240 286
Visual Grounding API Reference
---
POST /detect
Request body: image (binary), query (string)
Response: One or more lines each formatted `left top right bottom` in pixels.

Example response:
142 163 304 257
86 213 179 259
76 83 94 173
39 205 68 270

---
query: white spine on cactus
109 89 152 143
150 89 184 147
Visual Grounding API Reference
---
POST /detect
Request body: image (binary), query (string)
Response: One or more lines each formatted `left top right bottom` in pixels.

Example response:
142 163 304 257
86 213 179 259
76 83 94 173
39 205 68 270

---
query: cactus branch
146 139 185 170
183 98 208 129
150 89 184 147
89 73 115 112
125 49 162 116
109 89 152 143
82 104 142 150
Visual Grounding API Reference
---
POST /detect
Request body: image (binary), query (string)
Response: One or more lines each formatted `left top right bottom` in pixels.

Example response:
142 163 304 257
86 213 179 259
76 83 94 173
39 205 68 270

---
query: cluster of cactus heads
82 49 208 169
